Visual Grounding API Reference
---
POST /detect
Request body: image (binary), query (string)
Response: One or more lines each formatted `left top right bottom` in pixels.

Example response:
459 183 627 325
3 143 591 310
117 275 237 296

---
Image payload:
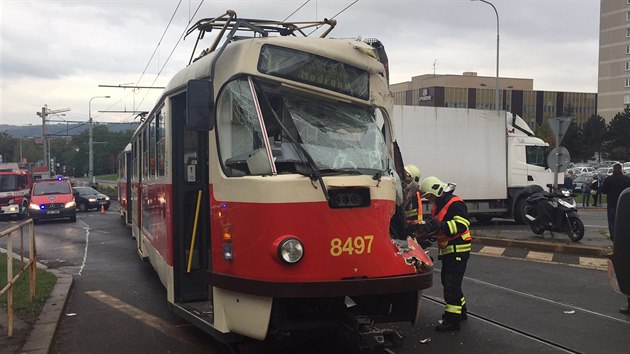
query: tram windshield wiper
253 79 330 201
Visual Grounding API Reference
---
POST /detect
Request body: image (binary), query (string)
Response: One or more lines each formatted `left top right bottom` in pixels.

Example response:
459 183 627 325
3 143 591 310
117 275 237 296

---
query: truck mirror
612 188 630 295
186 80 214 131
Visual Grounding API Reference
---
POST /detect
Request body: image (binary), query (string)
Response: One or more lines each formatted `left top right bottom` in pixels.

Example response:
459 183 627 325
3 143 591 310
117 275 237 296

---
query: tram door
171 90 211 302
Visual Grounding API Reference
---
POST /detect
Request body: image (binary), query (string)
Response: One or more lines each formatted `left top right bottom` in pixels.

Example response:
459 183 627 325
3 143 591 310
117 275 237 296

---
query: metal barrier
0 219 36 338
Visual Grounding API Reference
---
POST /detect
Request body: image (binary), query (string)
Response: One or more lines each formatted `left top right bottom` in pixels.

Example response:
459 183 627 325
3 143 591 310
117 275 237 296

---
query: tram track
422 294 583 354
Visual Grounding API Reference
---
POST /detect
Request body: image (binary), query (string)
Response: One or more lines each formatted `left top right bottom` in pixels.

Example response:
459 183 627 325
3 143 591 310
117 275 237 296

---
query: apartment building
598 0 630 121
390 72 597 129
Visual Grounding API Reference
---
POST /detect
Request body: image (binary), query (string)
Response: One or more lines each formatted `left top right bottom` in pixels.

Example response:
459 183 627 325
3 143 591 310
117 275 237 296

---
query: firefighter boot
441 306 467 321
620 297 630 315
461 305 468 321
435 314 460 332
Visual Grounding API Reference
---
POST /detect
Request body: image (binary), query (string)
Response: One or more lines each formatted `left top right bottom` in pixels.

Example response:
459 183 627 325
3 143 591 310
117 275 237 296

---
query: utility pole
36 105 70 177
89 96 110 186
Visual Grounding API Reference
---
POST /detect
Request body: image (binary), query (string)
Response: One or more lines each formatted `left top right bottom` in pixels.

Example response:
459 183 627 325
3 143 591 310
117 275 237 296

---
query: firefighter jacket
405 191 423 223
431 192 472 258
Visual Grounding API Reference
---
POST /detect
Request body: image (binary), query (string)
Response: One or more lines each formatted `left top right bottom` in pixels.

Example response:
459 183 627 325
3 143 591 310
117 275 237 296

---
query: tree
561 120 584 161
0 131 17 162
535 121 555 147
605 108 630 161
581 115 607 162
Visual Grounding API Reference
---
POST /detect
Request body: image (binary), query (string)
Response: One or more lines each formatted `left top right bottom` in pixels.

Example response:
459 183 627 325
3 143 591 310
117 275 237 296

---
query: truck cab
0 167 33 219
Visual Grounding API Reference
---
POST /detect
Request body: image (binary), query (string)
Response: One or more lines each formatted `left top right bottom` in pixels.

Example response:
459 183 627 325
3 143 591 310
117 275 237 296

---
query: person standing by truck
417 176 472 331
601 163 630 241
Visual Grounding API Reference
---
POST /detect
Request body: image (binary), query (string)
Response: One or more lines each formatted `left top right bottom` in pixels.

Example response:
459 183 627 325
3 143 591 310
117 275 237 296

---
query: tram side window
217 79 271 176
142 130 149 180
132 141 138 181
149 117 157 179
157 110 166 177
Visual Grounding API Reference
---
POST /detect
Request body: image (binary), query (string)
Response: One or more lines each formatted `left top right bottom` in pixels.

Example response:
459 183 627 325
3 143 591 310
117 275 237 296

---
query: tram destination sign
258 44 369 100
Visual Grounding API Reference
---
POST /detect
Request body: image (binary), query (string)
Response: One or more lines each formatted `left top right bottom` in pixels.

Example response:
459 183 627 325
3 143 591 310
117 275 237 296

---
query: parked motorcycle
523 184 585 242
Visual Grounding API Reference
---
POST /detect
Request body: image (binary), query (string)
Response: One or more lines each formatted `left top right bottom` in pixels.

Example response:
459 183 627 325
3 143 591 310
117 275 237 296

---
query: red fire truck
0 164 33 219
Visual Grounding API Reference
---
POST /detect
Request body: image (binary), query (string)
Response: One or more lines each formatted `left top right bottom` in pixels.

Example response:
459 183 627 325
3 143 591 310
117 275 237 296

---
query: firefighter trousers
440 251 469 320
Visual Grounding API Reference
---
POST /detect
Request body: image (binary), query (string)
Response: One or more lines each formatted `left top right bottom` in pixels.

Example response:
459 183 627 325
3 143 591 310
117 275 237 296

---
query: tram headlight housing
276 237 304 264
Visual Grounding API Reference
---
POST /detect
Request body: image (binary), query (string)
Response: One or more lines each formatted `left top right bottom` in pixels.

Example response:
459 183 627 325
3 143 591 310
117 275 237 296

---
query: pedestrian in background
591 173 604 206
601 163 630 241
582 178 591 207
564 171 574 191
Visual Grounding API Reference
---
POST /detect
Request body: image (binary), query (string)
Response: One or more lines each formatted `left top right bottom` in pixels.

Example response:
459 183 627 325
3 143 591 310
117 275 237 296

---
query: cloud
1 0 600 126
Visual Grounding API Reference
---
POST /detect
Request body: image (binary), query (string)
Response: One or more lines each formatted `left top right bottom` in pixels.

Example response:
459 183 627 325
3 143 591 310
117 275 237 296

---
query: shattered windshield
282 94 388 172
217 78 390 177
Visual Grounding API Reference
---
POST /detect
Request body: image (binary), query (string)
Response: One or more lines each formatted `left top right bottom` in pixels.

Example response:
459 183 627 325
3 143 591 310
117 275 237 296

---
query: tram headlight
277 237 304 264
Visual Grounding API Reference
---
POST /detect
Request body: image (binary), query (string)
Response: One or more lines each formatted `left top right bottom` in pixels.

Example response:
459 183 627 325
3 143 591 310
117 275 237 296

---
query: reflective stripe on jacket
405 191 423 223
432 196 472 256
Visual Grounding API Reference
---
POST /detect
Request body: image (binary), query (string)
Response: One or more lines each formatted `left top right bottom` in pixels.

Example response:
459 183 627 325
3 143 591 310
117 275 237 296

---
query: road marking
85 290 198 345
526 251 554 262
579 257 607 270
479 246 505 256
78 220 90 276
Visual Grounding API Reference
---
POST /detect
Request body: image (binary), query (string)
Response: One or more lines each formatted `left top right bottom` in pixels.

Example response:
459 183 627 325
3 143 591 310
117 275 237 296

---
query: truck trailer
392 105 554 223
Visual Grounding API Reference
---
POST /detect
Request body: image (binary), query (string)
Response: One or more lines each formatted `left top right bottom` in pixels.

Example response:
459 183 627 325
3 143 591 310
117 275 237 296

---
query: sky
0 0 600 127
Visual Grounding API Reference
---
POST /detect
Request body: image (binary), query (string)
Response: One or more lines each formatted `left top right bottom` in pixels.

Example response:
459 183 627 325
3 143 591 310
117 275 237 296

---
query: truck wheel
514 198 528 224
16 202 28 220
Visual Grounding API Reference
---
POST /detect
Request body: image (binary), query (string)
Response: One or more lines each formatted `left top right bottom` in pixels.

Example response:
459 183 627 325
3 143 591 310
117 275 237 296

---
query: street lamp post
89 96 110 186
472 0 499 114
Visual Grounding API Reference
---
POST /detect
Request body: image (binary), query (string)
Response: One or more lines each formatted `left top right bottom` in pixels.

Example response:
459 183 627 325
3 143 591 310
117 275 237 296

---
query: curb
20 269 73 354
473 236 611 257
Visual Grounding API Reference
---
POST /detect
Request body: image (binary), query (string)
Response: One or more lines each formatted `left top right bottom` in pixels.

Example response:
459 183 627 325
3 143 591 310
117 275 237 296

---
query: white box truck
392 105 554 223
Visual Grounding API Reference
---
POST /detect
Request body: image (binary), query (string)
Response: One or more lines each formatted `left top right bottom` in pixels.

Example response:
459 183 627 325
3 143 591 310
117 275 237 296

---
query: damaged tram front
128 11 433 348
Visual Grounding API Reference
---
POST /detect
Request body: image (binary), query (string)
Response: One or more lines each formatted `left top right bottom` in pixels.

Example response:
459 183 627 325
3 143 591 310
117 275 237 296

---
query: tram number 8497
330 235 374 256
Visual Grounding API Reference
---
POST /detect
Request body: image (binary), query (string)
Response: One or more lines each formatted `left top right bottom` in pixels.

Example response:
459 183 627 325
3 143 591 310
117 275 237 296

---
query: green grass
0 253 57 323
574 193 607 205
96 174 117 181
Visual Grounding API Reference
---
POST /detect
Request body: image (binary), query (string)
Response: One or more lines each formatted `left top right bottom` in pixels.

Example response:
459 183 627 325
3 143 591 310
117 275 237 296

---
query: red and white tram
124 11 433 346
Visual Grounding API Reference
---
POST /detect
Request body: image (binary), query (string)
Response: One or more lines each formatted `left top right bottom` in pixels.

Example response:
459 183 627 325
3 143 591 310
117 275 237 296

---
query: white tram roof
164 36 388 98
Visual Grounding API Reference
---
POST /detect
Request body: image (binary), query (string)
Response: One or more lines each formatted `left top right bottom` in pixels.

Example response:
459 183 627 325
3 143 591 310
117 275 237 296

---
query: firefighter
418 176 471 331
390 165 422 239
402 165 422 223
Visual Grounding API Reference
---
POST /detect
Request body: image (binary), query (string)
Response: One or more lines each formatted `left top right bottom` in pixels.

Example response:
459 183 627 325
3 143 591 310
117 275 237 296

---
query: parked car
596 167 613 176
28 177 76 223
567 166 597 176
598 160 620 168
72 186 111 212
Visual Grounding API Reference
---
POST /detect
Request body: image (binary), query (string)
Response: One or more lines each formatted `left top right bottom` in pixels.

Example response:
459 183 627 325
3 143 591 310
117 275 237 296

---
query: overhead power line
130 0 205 122
307 0 359 36
283 0 310 22
136 0 183 87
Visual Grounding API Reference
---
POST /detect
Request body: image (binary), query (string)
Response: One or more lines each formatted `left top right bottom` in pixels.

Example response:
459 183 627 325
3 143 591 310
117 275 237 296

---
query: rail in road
2 204 627 354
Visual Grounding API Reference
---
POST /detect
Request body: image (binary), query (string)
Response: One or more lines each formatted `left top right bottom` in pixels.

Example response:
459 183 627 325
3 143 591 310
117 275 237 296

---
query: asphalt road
2 204 628 353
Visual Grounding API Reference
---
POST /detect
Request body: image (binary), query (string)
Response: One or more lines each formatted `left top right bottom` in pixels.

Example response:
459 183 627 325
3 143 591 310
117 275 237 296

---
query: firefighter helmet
420 176 446 198
404 164 421 184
